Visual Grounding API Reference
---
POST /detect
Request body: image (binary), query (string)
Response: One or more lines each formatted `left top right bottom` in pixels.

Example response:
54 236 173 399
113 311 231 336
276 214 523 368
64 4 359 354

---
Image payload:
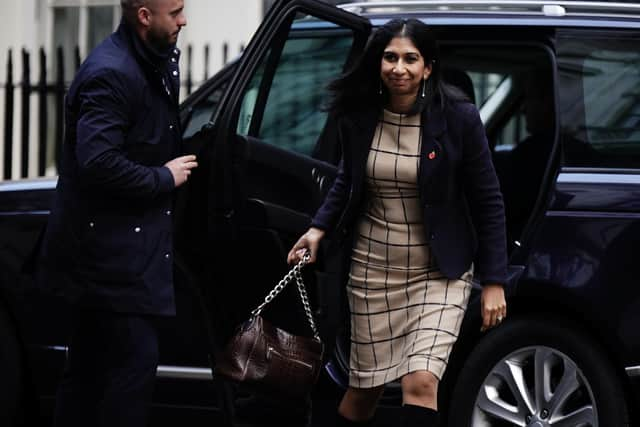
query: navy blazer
38 21 182 315
311 100 508 285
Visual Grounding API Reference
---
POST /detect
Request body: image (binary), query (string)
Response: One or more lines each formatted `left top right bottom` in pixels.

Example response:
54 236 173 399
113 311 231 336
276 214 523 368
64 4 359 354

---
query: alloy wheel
471 345 597 426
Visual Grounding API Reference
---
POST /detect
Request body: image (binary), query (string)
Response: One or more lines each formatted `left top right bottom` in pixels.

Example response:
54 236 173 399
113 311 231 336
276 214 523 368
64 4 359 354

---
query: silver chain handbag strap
250 252 321 342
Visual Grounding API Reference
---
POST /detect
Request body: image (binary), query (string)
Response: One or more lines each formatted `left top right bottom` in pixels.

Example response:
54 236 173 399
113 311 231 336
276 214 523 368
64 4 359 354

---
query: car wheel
449 316 628 427
0 307 25 427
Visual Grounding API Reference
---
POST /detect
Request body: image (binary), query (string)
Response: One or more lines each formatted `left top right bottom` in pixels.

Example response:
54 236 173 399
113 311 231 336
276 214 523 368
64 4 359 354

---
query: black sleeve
74 70 175 198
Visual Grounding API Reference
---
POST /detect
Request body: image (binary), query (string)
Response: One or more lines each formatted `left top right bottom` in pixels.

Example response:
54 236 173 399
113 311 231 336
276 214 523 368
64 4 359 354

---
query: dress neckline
382 108 421 124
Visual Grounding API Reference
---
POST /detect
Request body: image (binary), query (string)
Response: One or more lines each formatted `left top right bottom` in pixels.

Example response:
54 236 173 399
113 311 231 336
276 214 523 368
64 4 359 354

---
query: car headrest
442 66 476 105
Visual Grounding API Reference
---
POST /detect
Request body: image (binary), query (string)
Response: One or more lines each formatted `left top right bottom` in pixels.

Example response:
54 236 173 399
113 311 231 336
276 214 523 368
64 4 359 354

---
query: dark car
2 1 640 426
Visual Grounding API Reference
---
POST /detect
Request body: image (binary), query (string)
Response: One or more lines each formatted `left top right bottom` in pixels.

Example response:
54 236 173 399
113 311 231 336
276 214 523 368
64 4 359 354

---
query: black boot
402 404 438 427
336 412 375 427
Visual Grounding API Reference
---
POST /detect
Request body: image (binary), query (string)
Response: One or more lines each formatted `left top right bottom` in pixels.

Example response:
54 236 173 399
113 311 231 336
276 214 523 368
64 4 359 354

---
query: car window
558 33 640 168
470 73 525 151
469 72 508 109
237 21 355 157
237 56 267 136
182 79 229 139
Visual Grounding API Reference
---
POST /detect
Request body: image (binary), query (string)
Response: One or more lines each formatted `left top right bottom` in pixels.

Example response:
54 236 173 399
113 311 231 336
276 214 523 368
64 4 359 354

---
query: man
37 1 194 425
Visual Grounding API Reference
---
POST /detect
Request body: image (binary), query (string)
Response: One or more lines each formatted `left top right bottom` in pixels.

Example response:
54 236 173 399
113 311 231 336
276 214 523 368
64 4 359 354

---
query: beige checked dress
347 109 473 388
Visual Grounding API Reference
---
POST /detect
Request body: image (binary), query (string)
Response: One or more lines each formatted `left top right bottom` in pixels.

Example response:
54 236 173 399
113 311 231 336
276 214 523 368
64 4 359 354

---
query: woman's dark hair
327 18 467 115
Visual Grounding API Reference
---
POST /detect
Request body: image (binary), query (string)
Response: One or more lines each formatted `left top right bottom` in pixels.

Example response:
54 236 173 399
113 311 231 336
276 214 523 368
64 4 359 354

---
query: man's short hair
121 0 150 22
121 0 148 10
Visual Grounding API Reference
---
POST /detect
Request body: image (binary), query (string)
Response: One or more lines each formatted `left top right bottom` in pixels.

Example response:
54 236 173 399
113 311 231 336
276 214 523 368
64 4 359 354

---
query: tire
449 316 628 427
0 307 25 427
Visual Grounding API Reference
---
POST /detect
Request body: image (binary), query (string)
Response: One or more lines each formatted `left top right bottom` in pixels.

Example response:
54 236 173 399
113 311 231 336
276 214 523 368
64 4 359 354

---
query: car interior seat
442 66 476 105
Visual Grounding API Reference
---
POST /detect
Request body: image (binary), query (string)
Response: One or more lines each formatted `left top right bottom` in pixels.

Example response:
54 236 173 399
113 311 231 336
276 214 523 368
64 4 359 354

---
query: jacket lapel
419 104 448 192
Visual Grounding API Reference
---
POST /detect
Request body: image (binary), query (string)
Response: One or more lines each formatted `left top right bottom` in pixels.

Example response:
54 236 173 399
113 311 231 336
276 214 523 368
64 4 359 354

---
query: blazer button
430 233 436 240
164 253 171 259
166 210 172 216
134 227 142 233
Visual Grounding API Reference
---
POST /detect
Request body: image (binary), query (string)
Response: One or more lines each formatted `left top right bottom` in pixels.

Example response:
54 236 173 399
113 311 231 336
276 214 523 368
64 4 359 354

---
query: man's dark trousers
53 309 159 427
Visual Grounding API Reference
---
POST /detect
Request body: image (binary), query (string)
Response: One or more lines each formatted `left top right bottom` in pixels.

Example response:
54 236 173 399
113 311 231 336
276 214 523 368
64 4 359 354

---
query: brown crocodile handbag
214 253 324 399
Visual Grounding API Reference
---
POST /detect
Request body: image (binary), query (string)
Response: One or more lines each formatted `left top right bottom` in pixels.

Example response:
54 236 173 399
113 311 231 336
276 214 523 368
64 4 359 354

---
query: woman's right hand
287 227 326 265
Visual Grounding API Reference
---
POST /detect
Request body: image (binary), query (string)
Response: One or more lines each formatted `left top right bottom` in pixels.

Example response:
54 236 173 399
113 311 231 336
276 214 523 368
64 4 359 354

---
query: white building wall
179 0 263 91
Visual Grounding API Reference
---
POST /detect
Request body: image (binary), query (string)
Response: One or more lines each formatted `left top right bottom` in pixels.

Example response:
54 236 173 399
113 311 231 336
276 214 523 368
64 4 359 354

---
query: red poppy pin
428 150 436 160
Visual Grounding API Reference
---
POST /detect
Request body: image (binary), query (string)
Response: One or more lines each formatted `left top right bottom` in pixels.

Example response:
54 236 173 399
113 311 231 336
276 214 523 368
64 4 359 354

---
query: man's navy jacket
311 100 508 286
38 21 182 315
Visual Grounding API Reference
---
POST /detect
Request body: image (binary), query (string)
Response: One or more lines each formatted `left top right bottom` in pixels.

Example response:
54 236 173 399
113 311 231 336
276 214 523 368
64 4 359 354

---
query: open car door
179 0 371 423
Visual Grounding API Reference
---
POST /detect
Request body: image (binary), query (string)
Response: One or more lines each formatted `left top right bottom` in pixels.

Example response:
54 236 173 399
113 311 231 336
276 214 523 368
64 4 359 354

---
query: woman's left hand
480 284 507 332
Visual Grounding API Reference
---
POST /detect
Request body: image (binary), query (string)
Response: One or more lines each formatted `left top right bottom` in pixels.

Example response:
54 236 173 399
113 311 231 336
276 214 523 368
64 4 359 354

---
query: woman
288 19 508 427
